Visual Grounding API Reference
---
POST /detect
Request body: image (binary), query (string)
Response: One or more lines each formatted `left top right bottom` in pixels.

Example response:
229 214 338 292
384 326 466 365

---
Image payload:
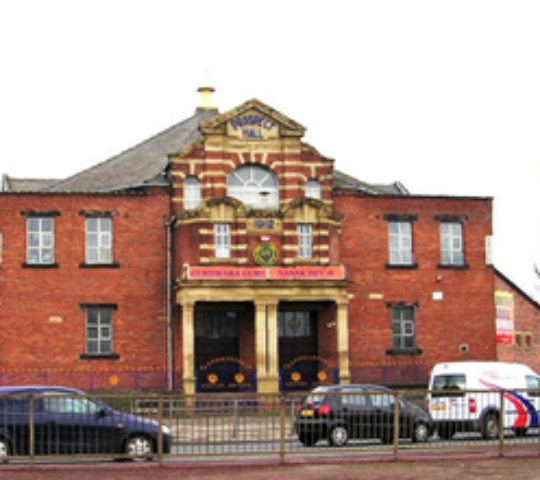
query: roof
0 386 83 396
332 170 409 195
46 108 220 193
1 175 61 192
1 99 408 196
495 268 540 309
313 384 391 392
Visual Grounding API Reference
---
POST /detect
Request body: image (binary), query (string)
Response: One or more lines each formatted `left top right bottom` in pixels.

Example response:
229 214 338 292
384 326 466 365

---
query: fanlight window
227 165 279 209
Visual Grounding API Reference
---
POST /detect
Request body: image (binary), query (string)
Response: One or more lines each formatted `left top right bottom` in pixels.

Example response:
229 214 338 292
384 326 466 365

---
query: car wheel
125 434 154 462
412 422 429 443
329 425 349 447
481 413 500 440
0 437 10 463
298 433 318 447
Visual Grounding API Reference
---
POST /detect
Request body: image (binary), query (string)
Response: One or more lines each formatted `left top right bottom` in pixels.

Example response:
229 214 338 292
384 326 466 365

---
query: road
1 454 540 479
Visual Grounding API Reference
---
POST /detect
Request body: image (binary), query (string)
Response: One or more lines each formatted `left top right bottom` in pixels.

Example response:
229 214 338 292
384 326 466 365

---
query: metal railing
0 388 539 464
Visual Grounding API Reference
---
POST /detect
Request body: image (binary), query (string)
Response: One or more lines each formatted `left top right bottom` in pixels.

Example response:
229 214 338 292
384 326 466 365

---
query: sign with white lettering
495 291 514 345
187 266 346 281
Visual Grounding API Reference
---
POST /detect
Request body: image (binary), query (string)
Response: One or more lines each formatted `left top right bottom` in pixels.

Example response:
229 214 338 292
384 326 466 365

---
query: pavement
2 450 540 479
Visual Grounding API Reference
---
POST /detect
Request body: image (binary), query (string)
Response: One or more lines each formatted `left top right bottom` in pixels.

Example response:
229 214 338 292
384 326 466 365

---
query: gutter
166 216 176 391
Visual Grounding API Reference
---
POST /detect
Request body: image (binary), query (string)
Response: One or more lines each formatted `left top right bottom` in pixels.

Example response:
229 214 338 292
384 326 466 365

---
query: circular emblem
208 373 218 384
109 375 119 387
253 242 278 266
317 371 328 382
291 371 301 383
235 373 245 384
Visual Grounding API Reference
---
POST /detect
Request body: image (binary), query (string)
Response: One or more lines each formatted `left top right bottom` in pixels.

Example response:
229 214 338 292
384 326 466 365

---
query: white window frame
391 306 416 350
85 307 114 355
227 165 279 209
298 224 313 259
184 176 201 210
440 222 464 265
27 217 55 264
305 180 321 200
214 224 231 259
388 221 413 265
85 217 113 264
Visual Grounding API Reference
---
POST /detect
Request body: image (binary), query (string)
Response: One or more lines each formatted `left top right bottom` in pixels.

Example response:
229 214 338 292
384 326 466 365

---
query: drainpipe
166 216 175 391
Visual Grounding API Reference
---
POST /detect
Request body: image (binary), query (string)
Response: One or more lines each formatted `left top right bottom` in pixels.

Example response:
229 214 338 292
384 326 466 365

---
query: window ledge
385 264 419 270
289 259 320 266
385 347 423 356
79 263 120 269
80 354 120 360
438 264 469 270
22 263 59 269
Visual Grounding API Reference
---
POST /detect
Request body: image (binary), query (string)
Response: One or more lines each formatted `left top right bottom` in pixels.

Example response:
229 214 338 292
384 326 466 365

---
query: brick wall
0 191 171 388
335 192 496 374
495 272 540 372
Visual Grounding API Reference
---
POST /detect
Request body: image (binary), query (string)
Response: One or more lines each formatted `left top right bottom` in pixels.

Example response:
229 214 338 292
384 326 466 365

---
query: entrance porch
175 281 351 394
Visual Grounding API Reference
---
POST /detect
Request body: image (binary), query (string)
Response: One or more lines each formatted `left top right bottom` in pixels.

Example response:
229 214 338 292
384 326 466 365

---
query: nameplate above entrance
226 111 280 140
187 266 346 281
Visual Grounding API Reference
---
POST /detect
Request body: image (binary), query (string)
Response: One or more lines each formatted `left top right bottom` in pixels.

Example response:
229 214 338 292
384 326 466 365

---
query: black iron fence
1 388 540 465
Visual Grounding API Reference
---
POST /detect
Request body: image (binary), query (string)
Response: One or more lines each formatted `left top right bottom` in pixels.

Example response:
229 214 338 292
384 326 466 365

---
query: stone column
181 302 196 395
255 301 280 394
266 302 279 379
336 300 351 384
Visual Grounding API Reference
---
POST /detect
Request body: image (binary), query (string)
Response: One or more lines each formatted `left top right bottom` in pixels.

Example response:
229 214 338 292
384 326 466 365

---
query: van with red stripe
428 361 540 440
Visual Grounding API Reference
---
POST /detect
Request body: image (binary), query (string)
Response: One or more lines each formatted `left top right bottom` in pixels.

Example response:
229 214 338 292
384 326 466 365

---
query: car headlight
161 425 171 435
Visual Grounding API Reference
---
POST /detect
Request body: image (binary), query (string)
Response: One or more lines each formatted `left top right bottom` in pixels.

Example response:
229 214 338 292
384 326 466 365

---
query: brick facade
0 94 515 392
336 192 496 372
0 191 171 389
495 271 540 372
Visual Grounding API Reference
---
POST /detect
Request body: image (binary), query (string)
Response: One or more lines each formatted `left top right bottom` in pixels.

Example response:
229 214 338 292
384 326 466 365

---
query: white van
428 361 540 439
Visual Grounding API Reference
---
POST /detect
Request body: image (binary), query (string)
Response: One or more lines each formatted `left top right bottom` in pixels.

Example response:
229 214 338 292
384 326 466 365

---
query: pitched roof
332 170 409 195
1 175 61 192
2 99 408 196
495 268 540 309
46 108 220 193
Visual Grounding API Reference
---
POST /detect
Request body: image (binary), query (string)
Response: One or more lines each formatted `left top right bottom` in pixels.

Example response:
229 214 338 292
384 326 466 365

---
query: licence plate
431 405 446 411
301 410 314 417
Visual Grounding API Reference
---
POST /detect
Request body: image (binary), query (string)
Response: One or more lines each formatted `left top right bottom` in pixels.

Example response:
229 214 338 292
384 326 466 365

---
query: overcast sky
1 1 539 299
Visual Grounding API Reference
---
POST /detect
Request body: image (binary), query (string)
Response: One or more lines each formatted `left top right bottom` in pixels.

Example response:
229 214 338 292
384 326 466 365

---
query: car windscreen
304 392 327 405
431 374 466 397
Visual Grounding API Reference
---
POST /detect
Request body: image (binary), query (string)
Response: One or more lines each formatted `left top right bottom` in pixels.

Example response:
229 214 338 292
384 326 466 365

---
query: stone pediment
282 198 343 224
200 99 306 140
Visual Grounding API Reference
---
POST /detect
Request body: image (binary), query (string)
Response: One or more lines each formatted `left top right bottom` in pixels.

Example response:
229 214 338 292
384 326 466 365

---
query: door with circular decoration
278 310 319 391
195 310 240 392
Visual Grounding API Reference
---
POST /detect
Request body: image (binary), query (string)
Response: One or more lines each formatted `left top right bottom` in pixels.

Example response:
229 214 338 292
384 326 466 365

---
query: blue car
0 386 171 462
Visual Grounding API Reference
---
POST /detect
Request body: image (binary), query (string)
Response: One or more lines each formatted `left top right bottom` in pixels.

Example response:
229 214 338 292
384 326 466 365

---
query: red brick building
495 269 540 372
0 88 499 393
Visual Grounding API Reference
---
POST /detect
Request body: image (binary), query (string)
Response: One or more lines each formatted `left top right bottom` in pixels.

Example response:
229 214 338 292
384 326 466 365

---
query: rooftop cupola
197 84 217 111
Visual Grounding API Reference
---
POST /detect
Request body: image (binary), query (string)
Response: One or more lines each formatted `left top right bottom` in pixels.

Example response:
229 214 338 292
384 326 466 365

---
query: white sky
1 1 539 299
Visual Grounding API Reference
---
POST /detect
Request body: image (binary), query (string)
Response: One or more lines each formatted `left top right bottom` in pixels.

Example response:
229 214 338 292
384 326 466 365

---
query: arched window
184 176 201 210
227 165 279 209
305 179 321 200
